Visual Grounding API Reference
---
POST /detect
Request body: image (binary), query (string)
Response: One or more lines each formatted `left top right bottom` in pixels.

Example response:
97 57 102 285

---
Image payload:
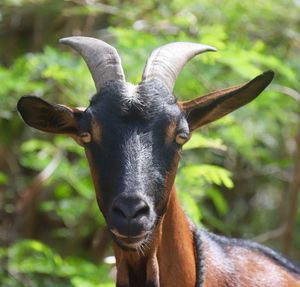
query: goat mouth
110 229 151 250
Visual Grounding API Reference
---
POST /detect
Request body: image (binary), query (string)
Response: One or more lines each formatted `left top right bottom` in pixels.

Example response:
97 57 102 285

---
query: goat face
83 80 188 249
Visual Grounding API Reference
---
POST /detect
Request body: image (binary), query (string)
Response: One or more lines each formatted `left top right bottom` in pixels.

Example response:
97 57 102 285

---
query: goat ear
180 71 274 131
17 96 83 135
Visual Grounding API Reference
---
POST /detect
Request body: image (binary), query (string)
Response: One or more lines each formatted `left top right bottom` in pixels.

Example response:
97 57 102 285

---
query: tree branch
15 151 63 238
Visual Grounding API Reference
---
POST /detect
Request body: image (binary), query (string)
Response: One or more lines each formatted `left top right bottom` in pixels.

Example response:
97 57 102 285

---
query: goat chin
110 229 152 251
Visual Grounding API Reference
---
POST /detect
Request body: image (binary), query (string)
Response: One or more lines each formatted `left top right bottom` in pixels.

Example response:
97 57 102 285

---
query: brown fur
84 150 105 212
158 187 196 287
91 119 102 144
202 232 300 287
164 121 177 145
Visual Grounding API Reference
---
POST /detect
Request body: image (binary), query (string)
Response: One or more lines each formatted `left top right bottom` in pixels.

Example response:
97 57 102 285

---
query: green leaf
207 188 229 215
181 164 234 189
183 132 227 151
8 240 63 275
0 172 8 184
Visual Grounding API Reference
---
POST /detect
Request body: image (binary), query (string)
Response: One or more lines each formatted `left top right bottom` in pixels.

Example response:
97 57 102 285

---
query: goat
17 36 300 287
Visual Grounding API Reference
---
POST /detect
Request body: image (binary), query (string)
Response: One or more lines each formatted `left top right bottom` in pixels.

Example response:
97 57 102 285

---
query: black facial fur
81 80 189 247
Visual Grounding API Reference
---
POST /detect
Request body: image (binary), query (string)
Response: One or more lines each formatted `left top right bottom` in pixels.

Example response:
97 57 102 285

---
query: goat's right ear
17 96 83 135
181 71 274 131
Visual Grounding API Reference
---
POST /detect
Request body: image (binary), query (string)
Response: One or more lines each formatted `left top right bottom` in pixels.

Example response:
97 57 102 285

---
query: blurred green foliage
0 0 300 286
0 240 114 287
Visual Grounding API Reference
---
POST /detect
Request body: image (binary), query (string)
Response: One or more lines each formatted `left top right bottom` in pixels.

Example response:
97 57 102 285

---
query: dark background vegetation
0 0 300 286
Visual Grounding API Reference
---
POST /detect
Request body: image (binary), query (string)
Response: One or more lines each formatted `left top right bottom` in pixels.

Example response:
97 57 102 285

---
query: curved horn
141 42 216 93
59 36 125 92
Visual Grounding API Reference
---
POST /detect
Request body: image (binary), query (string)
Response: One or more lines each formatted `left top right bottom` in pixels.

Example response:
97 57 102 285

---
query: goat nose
112 197 150 220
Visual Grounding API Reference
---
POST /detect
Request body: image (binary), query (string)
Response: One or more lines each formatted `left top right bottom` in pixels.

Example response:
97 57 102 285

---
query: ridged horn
59 36 125 92
141 42 216 92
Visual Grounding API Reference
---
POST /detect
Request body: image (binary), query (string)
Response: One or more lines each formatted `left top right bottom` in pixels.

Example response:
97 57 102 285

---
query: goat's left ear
17 96 83 135
181 71 274 131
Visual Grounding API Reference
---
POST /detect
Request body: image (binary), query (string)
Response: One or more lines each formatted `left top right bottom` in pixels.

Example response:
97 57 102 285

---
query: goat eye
175 133 189 145
80 132 92 143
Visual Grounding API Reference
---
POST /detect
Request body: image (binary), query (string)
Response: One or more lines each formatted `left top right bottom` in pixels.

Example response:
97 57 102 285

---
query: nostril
133 205 149 219
112 205 127 219
112 199 150 220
